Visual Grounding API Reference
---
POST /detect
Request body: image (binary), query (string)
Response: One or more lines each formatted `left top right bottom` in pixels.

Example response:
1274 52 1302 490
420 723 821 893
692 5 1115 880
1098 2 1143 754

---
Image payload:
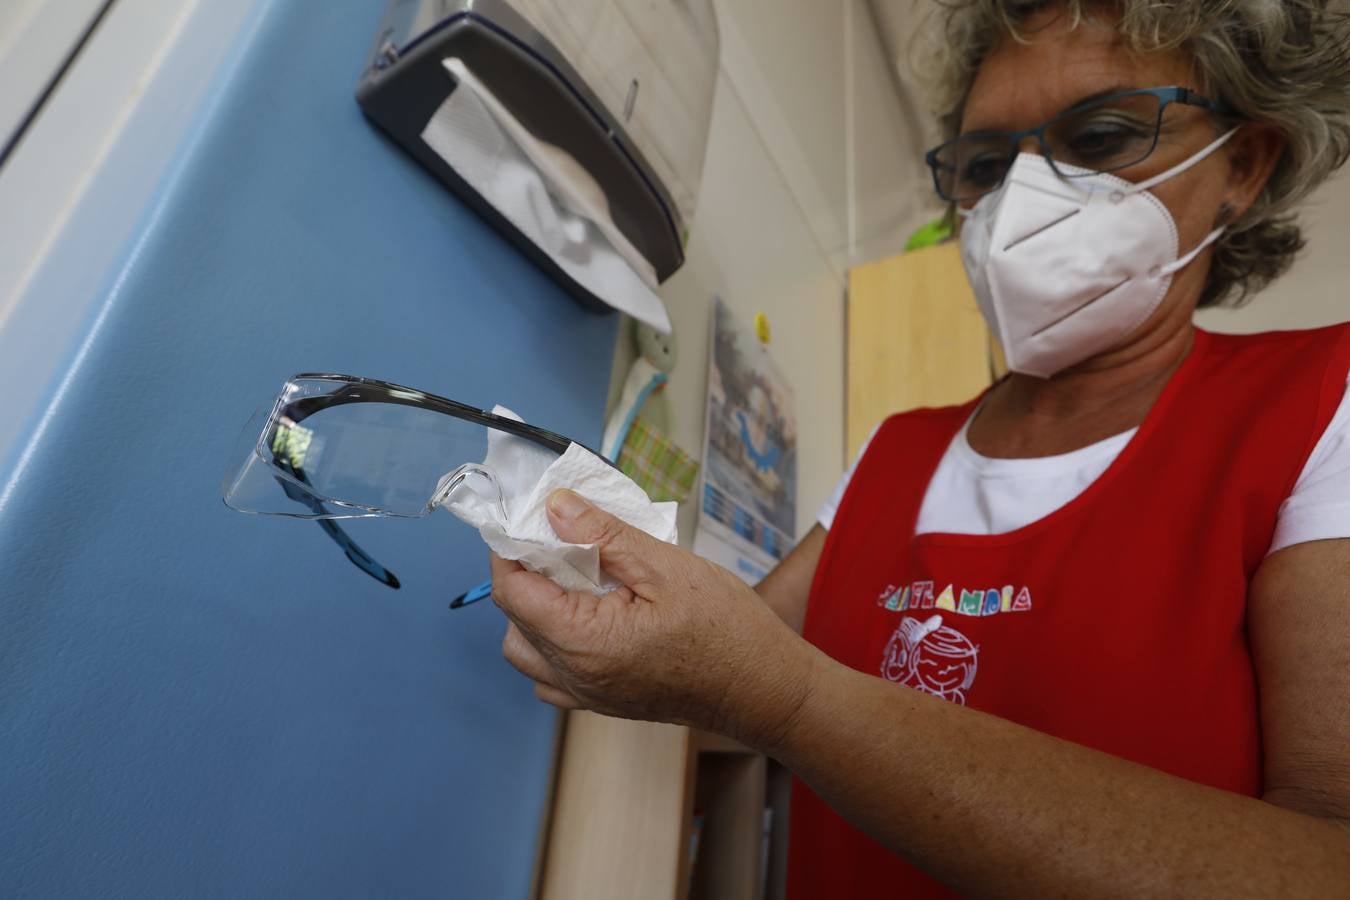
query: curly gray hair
922 0 1350 307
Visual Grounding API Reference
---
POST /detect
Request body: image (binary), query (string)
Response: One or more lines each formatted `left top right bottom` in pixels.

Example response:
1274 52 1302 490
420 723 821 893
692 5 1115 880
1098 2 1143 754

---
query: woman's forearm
490 494 1350 895
762 648 1350 898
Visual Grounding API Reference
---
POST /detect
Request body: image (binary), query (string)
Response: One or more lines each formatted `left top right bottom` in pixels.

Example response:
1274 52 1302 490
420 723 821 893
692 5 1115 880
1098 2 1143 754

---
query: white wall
710 0 936 275
0 0 256 477
609 0 924 543
0 0 107 151
1196 168 1350 333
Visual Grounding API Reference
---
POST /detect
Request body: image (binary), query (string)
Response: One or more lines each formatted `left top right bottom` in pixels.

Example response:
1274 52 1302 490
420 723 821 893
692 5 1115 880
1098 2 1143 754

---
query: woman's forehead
961 11 1197 133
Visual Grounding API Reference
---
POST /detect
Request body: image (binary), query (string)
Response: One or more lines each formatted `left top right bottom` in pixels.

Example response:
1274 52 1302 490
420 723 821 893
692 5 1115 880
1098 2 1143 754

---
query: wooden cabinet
538 715 693 900
687 732 768 900
847 242 999 458
539 714 768 900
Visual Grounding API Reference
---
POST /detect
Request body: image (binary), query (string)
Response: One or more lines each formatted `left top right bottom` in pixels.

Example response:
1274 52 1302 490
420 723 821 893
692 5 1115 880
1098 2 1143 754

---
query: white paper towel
442 407 678 594
420 57 672 335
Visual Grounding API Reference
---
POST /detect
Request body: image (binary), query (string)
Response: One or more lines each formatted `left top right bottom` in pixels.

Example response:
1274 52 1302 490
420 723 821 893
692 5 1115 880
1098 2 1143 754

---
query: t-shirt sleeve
1270 372 1350 554
817 424 880 531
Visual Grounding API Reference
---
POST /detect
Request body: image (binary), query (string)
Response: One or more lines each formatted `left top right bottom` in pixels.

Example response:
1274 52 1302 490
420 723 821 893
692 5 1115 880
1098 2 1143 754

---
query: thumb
546 489 669 588
491 552 573 631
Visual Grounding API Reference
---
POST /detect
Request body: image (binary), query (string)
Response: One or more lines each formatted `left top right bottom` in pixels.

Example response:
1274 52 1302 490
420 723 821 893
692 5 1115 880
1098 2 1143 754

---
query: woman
492 1 1350 895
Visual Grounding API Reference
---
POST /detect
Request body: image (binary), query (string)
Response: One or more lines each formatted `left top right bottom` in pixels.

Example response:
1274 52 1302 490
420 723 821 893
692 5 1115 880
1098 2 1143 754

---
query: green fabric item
617 417 700 504
904 217 953 252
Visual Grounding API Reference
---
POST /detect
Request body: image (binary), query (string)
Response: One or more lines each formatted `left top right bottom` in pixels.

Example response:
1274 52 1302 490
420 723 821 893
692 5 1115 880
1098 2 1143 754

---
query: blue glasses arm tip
451 579 494 610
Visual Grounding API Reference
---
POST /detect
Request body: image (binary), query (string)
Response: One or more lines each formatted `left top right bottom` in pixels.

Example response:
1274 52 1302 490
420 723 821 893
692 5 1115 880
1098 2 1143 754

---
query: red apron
789 325 1350 899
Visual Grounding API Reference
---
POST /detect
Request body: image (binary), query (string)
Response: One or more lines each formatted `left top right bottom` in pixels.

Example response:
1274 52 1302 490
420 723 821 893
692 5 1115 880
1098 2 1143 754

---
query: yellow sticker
754 312 771 344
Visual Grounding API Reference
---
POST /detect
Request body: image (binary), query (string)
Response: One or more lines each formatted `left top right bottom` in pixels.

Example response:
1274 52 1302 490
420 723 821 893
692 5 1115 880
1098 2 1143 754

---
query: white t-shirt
818 375 1350 556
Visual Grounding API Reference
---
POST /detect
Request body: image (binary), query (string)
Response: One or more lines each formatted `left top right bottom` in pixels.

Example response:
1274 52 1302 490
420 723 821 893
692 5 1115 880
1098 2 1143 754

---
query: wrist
729 625 825 757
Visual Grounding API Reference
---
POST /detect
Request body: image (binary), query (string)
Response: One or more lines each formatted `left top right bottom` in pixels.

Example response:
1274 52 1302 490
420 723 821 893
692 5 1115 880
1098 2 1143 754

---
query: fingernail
547 489 590 521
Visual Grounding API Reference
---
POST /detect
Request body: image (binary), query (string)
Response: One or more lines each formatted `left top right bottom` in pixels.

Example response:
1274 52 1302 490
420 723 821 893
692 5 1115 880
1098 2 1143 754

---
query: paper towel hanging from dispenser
356 0 721 334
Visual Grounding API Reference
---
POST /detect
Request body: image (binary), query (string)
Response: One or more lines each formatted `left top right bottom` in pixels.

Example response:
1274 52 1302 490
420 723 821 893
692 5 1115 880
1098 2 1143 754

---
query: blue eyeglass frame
924 86 1236 203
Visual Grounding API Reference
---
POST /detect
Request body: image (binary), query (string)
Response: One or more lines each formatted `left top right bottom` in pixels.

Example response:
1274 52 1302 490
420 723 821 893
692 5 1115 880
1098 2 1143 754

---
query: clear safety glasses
222 374 596 602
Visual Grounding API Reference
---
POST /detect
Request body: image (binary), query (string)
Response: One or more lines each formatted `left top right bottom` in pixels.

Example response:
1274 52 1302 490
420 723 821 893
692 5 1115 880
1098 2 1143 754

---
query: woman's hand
490 489 816 747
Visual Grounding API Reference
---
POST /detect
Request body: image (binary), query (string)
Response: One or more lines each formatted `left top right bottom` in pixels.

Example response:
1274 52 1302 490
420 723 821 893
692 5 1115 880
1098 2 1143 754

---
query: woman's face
960 7 1244 328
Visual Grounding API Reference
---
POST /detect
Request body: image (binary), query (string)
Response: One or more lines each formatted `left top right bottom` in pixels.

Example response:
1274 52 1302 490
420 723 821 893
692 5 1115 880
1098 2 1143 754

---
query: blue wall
0 1 618 896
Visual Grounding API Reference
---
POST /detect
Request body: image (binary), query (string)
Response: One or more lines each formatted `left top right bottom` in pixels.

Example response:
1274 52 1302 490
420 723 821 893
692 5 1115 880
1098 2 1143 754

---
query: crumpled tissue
441 407 679 594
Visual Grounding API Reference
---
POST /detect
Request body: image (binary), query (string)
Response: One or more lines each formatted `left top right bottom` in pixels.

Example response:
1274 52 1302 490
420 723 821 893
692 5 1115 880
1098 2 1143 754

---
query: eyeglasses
222 374 610 604
925 86 1234 204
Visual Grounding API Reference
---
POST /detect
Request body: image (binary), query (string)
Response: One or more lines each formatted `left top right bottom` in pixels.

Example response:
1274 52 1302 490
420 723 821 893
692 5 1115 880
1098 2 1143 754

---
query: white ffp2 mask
959 129 1237 378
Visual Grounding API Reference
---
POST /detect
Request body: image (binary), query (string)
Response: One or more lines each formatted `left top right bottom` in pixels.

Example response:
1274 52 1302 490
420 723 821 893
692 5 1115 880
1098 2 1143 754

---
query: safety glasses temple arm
450 579 494 609
278 468 401 589
316 518 401 589
278 374 614 467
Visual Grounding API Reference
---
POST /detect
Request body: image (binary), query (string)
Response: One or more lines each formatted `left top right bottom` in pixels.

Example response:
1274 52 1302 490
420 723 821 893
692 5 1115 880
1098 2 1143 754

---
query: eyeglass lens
935 92 1165 202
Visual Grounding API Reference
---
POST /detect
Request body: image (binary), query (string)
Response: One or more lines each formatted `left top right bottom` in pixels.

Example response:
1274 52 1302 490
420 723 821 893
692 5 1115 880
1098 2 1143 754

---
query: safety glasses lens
223 379 560 519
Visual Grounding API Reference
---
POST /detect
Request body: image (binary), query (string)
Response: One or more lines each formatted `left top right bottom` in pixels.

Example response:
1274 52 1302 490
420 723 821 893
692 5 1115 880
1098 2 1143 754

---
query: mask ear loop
1157 225 1227 278
432 463 509 521
1123 126 1240 198
1126 127 1240 278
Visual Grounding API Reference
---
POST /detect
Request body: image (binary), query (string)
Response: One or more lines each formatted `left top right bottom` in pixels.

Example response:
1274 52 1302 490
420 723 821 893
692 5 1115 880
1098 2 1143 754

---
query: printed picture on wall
694 298 798 583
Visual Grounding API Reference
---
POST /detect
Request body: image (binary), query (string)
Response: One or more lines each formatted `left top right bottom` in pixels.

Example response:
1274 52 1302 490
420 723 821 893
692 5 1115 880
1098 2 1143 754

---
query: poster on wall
693 298 798 584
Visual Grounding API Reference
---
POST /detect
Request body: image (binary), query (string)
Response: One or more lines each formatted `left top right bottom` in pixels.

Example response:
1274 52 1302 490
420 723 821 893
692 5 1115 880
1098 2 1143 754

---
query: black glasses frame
924 86 1235 203
253 373 615 599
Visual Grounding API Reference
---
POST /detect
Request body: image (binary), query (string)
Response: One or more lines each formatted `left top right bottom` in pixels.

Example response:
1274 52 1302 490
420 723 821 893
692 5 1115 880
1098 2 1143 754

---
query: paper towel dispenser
356 0 719 317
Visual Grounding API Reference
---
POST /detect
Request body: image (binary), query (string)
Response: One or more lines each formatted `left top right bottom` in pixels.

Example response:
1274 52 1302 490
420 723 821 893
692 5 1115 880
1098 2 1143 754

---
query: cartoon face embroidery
881 615 979 705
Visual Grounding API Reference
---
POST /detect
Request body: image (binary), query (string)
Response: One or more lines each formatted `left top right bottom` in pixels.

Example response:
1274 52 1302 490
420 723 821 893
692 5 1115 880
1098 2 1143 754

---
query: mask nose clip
433 463 508 520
